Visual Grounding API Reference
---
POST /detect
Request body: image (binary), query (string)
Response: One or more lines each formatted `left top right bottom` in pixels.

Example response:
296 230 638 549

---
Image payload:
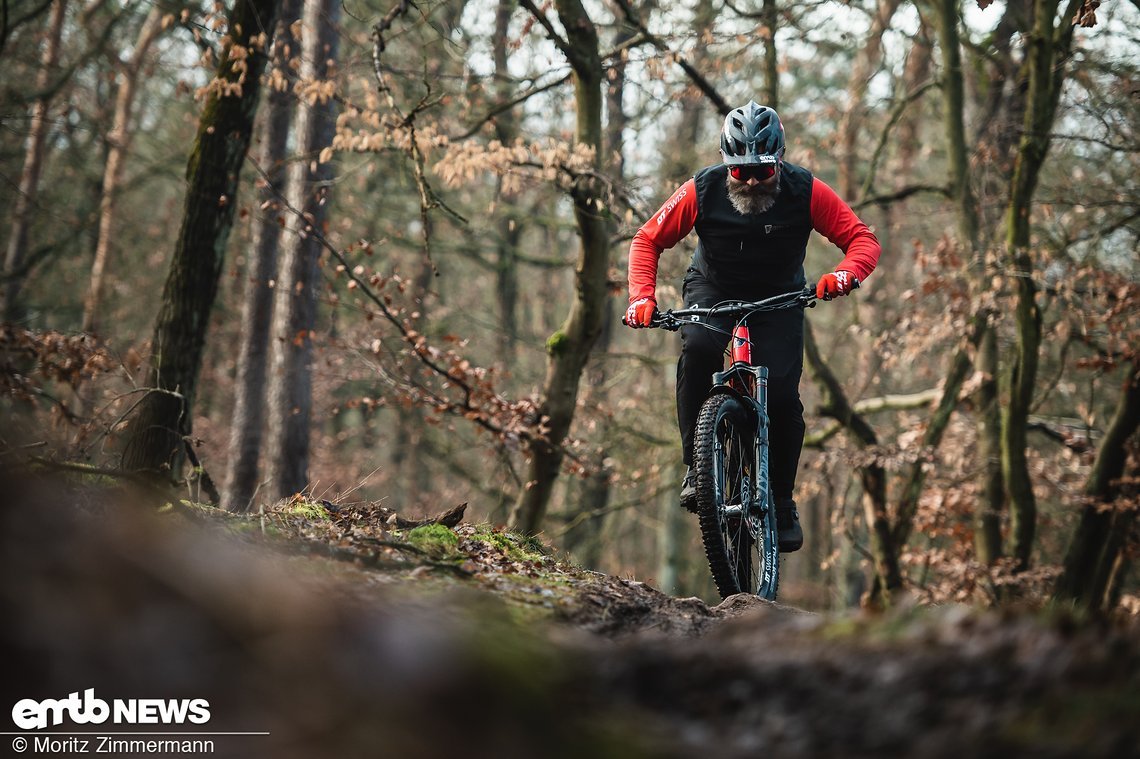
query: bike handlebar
623 286 822 331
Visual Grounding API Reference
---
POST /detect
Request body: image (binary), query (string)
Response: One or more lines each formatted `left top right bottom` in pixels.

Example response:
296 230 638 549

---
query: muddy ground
3 473 1139 758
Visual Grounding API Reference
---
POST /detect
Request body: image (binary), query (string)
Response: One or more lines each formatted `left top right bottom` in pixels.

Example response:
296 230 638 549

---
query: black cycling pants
677 271 806 500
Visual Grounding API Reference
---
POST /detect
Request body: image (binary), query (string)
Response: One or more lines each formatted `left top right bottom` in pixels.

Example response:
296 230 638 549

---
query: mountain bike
635 287 816 600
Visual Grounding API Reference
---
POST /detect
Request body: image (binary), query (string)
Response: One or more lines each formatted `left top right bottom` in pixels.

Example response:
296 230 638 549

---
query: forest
1 0 1138 618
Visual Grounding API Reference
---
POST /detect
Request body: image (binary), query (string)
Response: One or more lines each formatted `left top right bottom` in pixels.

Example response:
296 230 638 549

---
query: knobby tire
693 394 779 600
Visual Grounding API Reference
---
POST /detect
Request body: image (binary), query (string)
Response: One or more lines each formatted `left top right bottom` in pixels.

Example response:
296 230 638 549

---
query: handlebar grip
622 312 676 330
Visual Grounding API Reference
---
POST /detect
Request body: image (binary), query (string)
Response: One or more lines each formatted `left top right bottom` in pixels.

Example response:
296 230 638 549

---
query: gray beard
727 175 779 216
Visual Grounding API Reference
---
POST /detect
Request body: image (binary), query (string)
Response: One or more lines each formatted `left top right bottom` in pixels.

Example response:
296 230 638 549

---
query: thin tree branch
857 79 941 204
247 159 536 447
0 0 52 57
805 387 942 447
610 0 732 115
1054 209 1140 257
455 31 646 141
517 0 573 60
854 184 951 211
456 72 572 140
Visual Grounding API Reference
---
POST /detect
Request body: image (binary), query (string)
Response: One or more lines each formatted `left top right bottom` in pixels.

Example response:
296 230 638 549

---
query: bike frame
712 329 773 580
653 288 814 597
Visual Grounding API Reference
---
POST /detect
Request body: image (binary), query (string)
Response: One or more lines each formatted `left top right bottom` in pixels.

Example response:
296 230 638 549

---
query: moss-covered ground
6 476 1140 758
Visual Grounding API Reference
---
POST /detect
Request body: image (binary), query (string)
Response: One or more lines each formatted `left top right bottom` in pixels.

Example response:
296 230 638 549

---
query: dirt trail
3 476 1139 758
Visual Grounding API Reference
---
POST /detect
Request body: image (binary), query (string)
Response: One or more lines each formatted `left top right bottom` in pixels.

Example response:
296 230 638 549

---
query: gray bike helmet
720 101 785 165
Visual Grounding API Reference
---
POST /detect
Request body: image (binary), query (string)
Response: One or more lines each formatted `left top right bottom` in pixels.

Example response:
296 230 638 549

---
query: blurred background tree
1 0 1137 612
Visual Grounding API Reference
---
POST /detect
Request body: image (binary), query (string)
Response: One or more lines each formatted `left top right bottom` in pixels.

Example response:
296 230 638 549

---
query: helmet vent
720 101 785 165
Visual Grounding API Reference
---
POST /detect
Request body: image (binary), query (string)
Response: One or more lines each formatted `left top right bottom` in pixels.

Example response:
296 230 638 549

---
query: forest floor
4 471 1140 758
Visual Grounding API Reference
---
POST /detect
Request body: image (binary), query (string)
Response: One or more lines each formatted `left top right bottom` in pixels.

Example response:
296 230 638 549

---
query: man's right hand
624 296 657 328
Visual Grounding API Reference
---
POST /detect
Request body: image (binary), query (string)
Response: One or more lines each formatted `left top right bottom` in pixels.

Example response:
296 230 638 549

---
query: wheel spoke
694 395 778 600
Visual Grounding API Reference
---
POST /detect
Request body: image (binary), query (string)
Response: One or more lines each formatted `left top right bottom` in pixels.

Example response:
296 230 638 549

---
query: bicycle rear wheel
693 394 779 600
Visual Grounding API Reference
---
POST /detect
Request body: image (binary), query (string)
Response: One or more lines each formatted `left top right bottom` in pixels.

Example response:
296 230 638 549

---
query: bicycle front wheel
693 393 779 600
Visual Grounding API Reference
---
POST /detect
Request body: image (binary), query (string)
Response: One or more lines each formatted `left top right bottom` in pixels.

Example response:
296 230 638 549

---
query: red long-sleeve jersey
628 174 880 302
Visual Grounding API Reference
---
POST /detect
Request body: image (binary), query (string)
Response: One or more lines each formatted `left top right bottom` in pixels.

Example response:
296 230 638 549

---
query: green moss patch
403 523 461 558
281 499 332 521
466 524 551 565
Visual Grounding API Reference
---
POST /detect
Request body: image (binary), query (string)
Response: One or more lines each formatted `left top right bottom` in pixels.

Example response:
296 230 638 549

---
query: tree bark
510 0 609 535
492 0 522 365
222 0 302 511
761 0 779 109
657 457 685 594
2 0 67 321
933 0 1005 565
1002 0 1082 570
975 327 1005 563
121 0 282 475
563 10 632 562
386 0 470 507
1055 364 1140 609
81 6 164 334
265 0 340 499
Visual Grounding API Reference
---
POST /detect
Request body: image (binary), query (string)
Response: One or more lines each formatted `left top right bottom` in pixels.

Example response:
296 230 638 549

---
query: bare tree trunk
804 323 902 594
265 0 340 499
222 0 302 512
510 0 609 534
894 40 930 179
657 458 685 594
1091 510 1136 610
970 1 1031 566
386 1 469 508
888 7 992 547
561 307 614 564
1 0 67 321
492 0 522 365
761 0 779 108
1002 0 1082 570
81 7 164 334
1055 364 1140 609
975 327 1004 563
390 252 435 506
837 0 902 199
933 0 1005 566
660 0 710 185
563 10 631 561
121 0 282 475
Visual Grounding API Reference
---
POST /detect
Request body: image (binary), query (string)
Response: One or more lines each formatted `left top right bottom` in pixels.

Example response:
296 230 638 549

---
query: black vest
691 162 814 298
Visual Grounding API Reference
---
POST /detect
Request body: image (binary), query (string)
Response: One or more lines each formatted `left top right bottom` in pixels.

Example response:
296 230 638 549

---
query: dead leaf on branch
1073 0 1100 27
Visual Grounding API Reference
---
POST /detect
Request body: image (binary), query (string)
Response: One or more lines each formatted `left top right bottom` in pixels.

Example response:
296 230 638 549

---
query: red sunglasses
729 163 777 181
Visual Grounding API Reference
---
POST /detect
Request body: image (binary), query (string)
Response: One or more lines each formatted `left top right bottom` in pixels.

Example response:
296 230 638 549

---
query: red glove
624 296 657 328
816 270 859 300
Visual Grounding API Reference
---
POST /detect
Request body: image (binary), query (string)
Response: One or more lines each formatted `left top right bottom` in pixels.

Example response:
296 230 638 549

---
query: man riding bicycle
625 101 881 553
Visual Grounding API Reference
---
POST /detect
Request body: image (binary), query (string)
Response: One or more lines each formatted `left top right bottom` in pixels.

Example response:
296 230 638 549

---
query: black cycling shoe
680 468 698 513
776 498 804 552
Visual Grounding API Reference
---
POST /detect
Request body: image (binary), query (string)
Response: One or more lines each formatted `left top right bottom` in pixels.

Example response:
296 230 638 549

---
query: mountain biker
624 101 880 553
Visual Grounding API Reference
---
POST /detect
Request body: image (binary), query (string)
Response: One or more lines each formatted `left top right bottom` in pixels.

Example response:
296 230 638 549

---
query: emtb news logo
11 689 210 730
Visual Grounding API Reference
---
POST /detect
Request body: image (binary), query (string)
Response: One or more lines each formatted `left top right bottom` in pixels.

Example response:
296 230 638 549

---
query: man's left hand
816 270 859 300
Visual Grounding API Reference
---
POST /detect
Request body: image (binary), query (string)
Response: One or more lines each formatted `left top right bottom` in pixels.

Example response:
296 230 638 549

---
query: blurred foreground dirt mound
3 471 1139 758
